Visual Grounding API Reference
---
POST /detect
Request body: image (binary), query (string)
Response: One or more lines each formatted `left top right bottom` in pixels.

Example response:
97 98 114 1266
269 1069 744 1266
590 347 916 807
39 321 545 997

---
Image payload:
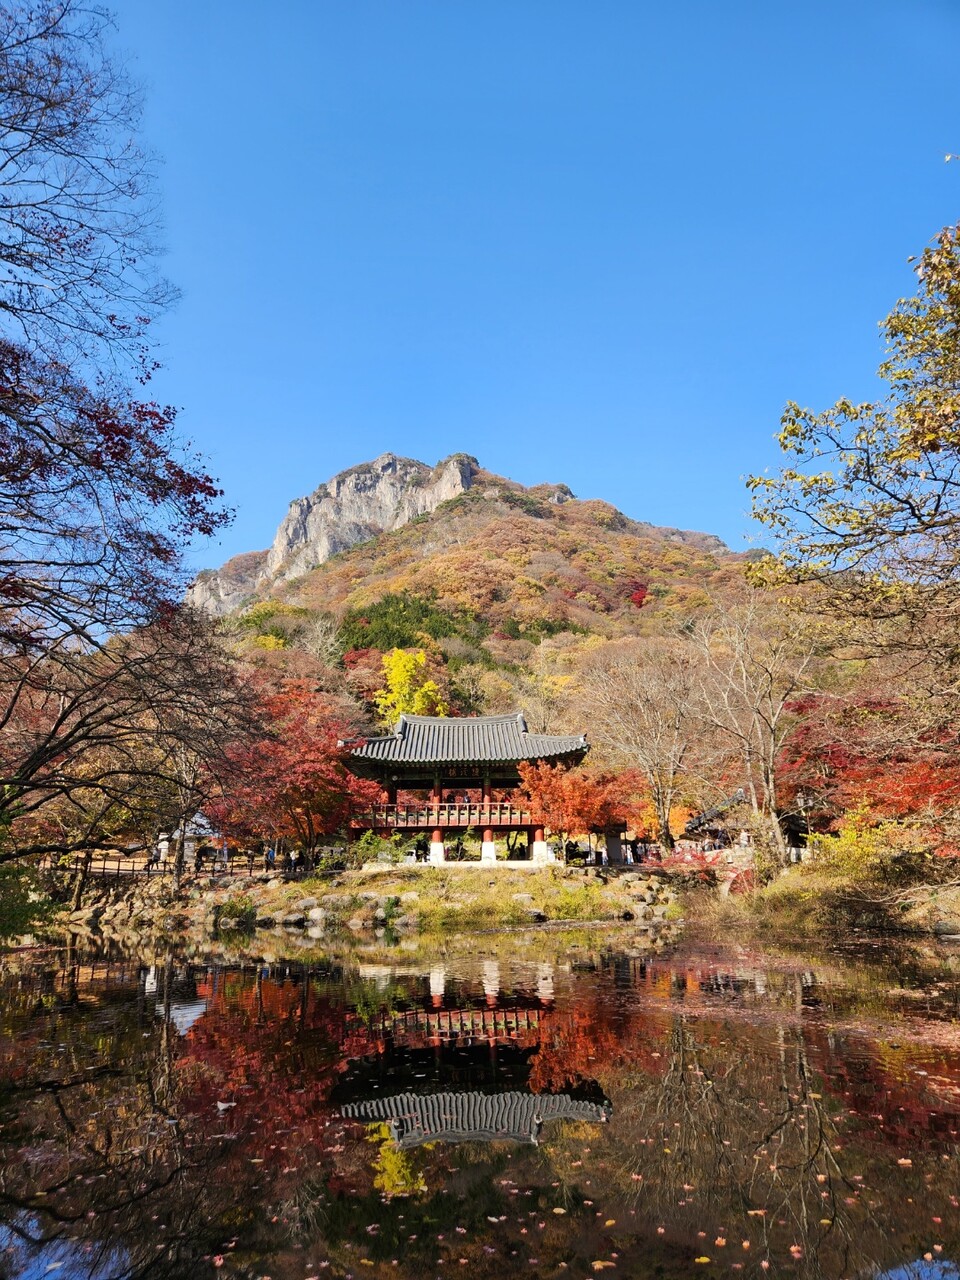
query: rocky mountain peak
187 453 477 615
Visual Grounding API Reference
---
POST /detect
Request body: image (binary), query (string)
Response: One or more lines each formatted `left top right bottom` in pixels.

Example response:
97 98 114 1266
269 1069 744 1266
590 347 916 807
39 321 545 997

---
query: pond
2 929 960 1279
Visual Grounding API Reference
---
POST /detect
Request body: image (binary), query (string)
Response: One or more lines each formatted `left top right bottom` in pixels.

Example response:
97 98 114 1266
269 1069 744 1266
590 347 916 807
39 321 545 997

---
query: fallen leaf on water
694 1258 711 1265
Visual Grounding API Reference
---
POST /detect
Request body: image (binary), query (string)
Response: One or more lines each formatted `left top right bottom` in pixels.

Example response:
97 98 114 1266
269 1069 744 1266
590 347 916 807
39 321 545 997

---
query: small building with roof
346 712 588 863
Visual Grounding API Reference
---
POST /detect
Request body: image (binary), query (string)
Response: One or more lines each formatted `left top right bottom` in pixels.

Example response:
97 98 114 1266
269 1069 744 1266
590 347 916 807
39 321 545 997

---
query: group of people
186 845 307 875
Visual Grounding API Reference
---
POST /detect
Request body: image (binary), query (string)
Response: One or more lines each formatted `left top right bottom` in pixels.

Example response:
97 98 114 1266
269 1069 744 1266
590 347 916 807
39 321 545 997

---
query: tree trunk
69 849 92 910
171 818 186 895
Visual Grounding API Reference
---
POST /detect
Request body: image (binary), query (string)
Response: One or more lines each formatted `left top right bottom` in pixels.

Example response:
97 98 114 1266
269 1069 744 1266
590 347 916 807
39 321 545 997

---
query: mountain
188 453 476 615
188 452 736 626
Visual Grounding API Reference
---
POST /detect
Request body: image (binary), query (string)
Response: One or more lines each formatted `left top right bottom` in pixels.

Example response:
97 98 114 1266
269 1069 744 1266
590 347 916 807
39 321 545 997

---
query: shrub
216 893 257 931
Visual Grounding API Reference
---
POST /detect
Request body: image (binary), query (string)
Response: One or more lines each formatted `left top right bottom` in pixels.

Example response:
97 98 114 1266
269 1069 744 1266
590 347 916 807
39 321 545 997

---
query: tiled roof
350 713 587 766
342 1089 610 1147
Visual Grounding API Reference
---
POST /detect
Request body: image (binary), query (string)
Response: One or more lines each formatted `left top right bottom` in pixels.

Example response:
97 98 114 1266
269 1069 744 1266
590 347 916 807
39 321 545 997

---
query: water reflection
1 935 960 1277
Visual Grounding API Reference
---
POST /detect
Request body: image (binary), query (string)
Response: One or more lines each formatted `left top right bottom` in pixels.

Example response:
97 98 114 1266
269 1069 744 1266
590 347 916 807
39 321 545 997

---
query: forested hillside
206 459 752 724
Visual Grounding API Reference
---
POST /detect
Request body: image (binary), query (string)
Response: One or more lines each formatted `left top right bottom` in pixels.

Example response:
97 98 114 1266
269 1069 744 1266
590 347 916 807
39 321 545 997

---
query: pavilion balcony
353 802 534 831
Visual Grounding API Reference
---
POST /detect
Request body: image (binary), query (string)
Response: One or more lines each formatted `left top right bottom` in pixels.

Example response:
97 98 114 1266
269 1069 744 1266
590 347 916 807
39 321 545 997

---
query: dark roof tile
350 712 587 766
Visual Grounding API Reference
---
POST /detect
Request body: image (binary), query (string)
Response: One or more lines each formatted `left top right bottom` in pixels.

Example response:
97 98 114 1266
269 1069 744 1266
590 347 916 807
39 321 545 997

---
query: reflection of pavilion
343 1089 610 1148
334 959 611 1146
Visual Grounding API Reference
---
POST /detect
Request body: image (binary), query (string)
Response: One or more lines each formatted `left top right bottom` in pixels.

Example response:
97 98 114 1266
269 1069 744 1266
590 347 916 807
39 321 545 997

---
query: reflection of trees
2 946 960 1278
0 952 279 1276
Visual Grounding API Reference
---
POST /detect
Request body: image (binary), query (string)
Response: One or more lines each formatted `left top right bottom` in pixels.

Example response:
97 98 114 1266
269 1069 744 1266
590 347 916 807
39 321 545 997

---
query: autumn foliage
516 762 632 841
207 682 380 853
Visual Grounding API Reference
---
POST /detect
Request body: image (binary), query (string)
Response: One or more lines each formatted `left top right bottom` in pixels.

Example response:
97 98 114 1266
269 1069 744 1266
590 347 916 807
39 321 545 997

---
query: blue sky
108 0 960 568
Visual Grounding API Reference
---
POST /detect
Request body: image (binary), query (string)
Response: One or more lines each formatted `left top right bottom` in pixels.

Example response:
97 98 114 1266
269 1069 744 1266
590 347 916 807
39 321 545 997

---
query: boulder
294 896 318 911
307 907 326 924
282 912 306 929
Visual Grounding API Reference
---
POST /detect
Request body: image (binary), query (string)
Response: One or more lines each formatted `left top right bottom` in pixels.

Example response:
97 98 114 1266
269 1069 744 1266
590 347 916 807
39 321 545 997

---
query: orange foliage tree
516 761 630 847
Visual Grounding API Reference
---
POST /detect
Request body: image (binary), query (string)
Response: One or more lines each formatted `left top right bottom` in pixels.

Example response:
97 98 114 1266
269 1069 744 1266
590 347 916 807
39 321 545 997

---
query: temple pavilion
347 712 588 863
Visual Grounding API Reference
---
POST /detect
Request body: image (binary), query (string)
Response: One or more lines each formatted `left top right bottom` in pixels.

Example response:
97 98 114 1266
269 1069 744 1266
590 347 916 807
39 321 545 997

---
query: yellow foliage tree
374 648 448 724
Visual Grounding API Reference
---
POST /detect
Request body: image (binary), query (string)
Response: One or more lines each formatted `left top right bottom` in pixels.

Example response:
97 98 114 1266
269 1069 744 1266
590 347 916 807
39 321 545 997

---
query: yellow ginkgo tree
373 649 448 724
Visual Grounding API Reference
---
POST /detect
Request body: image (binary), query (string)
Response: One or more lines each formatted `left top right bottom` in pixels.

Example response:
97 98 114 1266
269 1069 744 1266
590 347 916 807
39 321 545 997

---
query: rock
394 914 418 931
359 892 380 903
256 914 277 928
526 909 547 923
307 925 325 939
187 454 476 615
933 921 960 936
511 893 534 905
282 913 306 928
347 916 366 931
374 907 387 922
294 896 318 911
400 891 419 903
620 909 635 921
307 907 326 923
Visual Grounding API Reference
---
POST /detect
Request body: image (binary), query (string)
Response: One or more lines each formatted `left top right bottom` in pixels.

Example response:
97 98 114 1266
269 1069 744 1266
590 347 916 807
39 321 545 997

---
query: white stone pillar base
481 841 497 862
532 840 554 864
429 842 446 864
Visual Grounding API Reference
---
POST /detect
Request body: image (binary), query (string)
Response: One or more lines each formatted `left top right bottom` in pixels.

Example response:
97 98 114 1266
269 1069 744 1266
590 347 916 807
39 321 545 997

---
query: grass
294 864 667 937
682 863 942 937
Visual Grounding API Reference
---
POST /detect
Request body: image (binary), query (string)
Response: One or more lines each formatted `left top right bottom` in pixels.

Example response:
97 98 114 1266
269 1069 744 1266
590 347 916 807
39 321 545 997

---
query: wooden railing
356 803 533 830
38 854 280 881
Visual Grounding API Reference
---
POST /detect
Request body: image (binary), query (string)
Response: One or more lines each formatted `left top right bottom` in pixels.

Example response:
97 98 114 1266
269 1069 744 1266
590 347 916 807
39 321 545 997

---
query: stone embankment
57 865 680 957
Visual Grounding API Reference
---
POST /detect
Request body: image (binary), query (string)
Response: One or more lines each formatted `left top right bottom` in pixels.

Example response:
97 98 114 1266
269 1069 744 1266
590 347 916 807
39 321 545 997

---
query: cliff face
188 453 476 615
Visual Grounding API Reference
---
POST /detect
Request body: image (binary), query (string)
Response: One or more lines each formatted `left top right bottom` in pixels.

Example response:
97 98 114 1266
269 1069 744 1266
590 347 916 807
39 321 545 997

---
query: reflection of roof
350 713 588 767
342 1089 610 1148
